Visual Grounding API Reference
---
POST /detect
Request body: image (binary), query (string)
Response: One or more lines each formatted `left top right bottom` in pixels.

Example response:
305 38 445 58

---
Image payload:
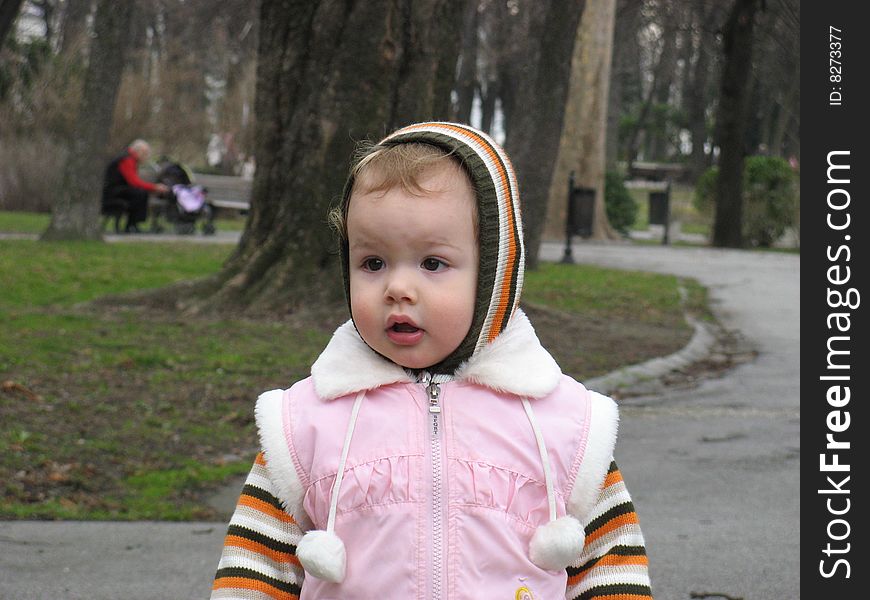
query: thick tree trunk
504 0 587 270
42 0 134 241
188 0 465 314
712 0 759 248
0 0 25 48
544 0 618 242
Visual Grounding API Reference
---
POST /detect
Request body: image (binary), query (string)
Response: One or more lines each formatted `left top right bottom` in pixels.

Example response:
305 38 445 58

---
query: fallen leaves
1 380 42 403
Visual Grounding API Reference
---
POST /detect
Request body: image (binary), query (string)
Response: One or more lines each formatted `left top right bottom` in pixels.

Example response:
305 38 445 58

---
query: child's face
347 162 478 369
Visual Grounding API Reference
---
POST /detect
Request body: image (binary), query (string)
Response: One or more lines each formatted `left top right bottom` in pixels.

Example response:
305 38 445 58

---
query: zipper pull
427 380 441 413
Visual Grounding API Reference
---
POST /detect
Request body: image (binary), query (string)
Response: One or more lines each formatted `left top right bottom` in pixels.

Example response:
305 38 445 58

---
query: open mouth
386 318 424 345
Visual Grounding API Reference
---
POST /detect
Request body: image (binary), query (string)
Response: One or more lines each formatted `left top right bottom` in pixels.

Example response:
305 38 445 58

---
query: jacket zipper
426 376 444 599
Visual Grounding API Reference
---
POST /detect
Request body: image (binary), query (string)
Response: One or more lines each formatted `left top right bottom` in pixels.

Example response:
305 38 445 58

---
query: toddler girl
211 122 652 599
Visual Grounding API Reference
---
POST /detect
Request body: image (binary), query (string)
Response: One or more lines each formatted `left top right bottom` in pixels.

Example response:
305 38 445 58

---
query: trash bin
648 190 670 226
648 184 672 244
561 172 596 263
568 185 596 239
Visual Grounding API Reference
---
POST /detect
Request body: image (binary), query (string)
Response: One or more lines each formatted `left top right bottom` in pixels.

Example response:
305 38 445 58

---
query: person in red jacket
102 139 169 233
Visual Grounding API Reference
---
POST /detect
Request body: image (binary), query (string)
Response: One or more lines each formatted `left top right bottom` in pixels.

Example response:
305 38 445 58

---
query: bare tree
0 0 26 48
624 0 681 170
644 1 684 161
29 0 56 46
504 0 587 269
686 1 723 180
545 0 619 241
474 0 517 135
174 0 465 313
711 0 760 248
42 0 134 240
751 0 799 158
605 0 642 168
57 0 92 57
452 0 479 124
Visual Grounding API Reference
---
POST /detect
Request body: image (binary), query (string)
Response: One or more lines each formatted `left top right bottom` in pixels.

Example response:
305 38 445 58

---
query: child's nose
384 269 417 304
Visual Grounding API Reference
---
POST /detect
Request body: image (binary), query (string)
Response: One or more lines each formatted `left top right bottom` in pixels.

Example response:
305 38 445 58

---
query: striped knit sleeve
566 461 653 600
211 452 305 600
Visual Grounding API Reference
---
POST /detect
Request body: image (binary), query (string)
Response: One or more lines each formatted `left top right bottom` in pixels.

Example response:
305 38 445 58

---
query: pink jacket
254 311 624 599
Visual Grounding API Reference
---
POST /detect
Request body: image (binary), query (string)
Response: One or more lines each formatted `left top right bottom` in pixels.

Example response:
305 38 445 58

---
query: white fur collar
310 309 562 400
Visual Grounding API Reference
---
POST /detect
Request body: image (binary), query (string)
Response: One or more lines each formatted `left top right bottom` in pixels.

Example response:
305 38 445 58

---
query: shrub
693 156 797 247
693 166 718 215
604 171 638 236
743 156 798 246
0 136 67 212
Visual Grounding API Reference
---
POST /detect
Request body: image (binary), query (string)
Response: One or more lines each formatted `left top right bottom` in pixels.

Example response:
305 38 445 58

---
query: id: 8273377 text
829 26 843 106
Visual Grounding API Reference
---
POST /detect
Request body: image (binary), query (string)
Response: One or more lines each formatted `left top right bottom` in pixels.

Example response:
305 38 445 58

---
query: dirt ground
1 300 700 520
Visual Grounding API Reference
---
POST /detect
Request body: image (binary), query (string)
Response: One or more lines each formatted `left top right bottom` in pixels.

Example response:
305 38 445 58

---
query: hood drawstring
522 398 586 571
296 390 366 582
298 389 584 579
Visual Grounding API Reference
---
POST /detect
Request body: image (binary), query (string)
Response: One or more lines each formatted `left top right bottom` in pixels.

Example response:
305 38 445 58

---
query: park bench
143 173 252 234
103 174 253 234
188 173 252 215
628 161 690 182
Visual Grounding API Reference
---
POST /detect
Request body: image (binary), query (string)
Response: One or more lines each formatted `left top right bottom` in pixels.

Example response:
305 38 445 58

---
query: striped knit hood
338 122 525 374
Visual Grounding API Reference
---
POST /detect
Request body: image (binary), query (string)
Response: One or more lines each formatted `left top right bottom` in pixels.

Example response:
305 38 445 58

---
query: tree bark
688 4 721 180
453 0 478 124
624 0 677 170
770 58 799 156
544 0 618 242
42 0 134 241
712 0 759 248
605 0 640 169
0 0 25 49
58 0 92 58
479 77 497 134
504 0 587 270
184 0 465 314
645 2 681 162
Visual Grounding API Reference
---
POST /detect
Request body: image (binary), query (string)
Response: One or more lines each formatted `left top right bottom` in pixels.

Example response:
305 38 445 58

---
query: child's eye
421 258 446 272
362 258 384 271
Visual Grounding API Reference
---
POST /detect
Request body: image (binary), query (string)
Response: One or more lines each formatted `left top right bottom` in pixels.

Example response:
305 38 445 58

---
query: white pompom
528 516 585 571
297 529 347 582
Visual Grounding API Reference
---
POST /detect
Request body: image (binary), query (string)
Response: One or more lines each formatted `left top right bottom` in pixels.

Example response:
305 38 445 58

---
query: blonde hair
330 142 475 239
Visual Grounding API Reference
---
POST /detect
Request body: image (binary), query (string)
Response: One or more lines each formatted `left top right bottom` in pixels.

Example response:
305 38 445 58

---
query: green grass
0 234 708 520
524 263 684 325
0 209 247 234
0 239 232 310
0 238 330 520
0 210 51 233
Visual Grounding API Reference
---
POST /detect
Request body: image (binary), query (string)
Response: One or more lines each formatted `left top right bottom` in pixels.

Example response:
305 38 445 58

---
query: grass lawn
0 209 248 234
0 233 704 520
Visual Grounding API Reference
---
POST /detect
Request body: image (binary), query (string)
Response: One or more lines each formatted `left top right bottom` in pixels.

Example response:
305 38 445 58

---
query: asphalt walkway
0 240 800 599
540 241 800 600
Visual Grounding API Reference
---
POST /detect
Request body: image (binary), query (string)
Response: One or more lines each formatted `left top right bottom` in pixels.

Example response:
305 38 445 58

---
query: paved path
539 242 800 600
0 241 800 599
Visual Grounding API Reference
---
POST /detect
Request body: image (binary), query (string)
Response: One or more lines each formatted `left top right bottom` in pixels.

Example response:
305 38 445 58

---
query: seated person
101 139 169 233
